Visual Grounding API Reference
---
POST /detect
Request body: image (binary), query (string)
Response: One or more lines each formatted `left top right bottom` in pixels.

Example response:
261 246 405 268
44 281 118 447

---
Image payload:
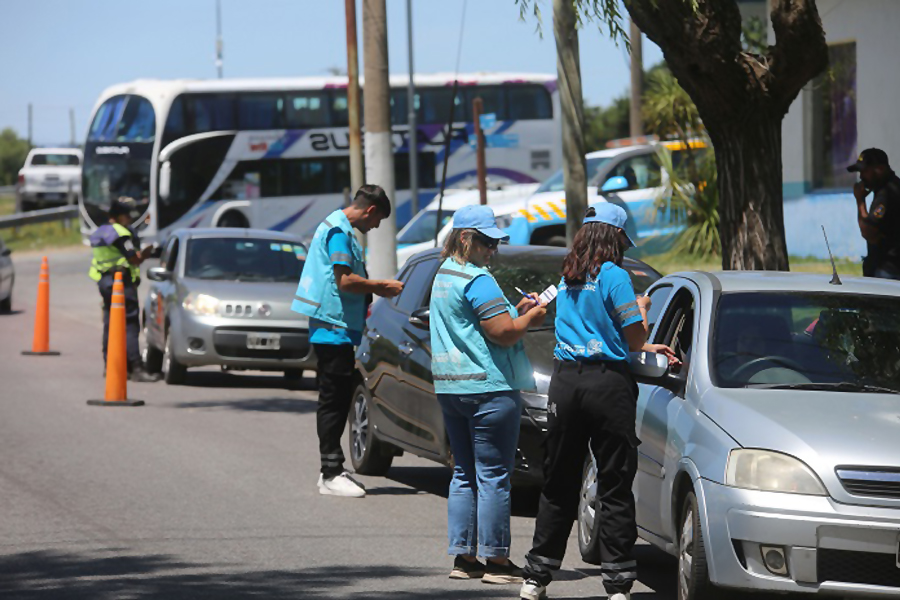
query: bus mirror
159 161 171 200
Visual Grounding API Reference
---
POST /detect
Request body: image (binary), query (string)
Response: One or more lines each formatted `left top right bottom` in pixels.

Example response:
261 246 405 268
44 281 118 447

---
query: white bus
79 73 561 244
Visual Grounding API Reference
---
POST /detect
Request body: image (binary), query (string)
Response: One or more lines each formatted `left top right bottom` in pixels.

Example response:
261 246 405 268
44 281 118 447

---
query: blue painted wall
783 189 865 260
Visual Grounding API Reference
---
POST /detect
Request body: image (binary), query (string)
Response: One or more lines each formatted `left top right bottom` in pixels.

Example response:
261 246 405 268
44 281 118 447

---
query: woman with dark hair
429 205 548 584
520 203 677 600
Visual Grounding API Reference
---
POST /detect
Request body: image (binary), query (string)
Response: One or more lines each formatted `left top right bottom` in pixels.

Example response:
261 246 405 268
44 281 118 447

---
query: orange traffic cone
22 256 60 356
88 272 144 407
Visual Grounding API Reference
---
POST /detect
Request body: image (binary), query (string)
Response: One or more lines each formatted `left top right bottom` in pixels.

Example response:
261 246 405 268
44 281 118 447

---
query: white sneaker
520 579 547 600
608 593 631 600
318 472 366 497
342 471 366 491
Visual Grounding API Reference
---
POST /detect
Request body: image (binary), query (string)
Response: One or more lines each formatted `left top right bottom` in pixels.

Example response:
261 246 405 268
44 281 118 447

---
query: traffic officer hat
847 148 890 172
107 196 141 219
583 202 636 247
452 205 510 241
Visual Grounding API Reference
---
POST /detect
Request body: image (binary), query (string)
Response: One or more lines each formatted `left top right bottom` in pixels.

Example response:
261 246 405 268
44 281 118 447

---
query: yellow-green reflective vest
88 223 140 282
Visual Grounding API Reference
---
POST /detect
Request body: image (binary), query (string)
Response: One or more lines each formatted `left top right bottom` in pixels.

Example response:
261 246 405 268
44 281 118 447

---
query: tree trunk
709 117 788 270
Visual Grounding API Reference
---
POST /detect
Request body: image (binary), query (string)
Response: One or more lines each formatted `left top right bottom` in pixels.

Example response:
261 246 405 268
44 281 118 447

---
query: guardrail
0 205 79 229
0 185 16 195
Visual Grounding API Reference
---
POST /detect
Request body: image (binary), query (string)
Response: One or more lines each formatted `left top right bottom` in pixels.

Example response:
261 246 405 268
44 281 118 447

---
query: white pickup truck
16 148 83 212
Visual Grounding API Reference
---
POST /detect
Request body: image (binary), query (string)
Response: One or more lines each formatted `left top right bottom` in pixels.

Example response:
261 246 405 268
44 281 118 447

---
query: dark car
350 246 662 487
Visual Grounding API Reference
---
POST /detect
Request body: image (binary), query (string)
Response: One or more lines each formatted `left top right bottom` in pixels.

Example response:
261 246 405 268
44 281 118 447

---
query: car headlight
725 449 827 496
182 293 219 316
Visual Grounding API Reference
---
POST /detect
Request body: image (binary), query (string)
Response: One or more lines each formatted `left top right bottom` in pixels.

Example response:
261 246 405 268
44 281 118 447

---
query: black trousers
98 273 141 368
524 360 639 594
314 343 356 478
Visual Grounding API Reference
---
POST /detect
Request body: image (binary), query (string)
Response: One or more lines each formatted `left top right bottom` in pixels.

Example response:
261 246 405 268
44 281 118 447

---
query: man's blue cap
452 205 510 240
583 202 635 247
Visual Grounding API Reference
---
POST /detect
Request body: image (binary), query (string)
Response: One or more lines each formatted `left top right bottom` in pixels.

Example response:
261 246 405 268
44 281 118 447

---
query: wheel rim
679 506 694 599
578 455 598 546
350 392 368 462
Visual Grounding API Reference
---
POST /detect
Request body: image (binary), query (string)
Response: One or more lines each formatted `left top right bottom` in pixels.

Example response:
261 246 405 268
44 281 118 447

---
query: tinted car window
397 259 439 313
31 154 80 166
185 238 306 282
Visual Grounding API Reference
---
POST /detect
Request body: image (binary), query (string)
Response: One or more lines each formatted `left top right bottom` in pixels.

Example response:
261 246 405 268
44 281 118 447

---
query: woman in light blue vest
430 205 548 584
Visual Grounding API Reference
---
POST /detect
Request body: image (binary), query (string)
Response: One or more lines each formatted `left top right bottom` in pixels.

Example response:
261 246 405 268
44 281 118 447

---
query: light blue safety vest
291 209 367 334
429 258 535 395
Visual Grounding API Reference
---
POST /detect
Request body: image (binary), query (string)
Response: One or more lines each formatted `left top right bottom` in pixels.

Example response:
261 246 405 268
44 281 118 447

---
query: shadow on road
173 397 318 414
0 549 518 599
386 465 451 499
176 370 317 391
0 309 25 317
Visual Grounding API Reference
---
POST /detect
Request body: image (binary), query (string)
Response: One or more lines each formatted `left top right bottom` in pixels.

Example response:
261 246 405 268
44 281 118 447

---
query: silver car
142 228 315 385
0 237 13 312
579 271 900 599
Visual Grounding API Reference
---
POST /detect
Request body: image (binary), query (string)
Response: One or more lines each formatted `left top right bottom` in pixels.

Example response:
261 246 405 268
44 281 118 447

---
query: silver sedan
142 228 315 385
580 271 900 599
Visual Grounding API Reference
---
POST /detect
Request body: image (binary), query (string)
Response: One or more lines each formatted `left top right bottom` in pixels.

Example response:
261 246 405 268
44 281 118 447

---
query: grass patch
0 194 83 252
638 249 863 277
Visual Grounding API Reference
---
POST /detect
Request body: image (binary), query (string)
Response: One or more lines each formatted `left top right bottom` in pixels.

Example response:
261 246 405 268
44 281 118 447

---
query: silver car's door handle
366 329 381 341
399 342 414 356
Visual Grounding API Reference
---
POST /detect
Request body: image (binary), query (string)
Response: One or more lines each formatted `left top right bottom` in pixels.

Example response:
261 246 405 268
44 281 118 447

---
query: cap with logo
583 202 636 247
452 205 510 241
847 148 890 172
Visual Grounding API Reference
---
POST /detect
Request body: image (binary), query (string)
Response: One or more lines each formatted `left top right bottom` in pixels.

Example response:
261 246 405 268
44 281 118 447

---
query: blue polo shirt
309 229 363 346
554 262 642 362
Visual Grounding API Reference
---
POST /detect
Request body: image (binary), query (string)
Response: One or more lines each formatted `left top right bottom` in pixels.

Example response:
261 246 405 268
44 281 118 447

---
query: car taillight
366 304 373 319
17 174 24 186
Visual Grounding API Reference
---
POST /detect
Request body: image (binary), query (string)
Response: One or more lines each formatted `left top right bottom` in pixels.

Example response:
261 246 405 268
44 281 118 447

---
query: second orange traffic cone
22 256 60 356
88 272 144 407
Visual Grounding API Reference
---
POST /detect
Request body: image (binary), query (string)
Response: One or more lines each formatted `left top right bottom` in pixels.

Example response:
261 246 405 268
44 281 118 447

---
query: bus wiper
746 382 900 394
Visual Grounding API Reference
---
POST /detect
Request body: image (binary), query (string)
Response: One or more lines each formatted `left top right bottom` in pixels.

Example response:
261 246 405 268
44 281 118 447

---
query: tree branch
766 0 828 114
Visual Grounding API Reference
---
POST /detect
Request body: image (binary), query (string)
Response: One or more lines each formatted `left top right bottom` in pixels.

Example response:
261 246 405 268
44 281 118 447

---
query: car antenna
821 225 842 286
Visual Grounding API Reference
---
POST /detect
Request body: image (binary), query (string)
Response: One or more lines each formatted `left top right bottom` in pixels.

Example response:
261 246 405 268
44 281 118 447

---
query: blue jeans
437 390 523 558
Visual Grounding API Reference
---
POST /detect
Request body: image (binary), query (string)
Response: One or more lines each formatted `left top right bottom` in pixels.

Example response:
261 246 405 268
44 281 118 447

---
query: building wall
781 0 900 259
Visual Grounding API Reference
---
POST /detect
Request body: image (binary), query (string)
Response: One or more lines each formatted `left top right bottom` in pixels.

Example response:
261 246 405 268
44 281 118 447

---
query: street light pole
215 0 224 79
345 0 364 194
406 0 419 216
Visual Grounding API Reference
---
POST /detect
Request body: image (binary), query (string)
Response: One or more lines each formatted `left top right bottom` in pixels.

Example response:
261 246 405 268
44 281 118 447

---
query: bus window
507 85 552 120
88 96 127 142
116 96 156 142
390 89 408 125
417 88 467 124
162 96 186 146
213 157 352 200
238 94 285 129
394 152 437 190
286 91 330 128
188 94 236 133
330 90 350 127
465 86 506 120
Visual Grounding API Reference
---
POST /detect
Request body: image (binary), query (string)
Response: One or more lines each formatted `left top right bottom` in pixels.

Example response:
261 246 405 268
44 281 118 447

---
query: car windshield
31 154 80 166
185 238 307 282
398 210 454 245
535 157 611 193
713 292 900 392
489 252 659 326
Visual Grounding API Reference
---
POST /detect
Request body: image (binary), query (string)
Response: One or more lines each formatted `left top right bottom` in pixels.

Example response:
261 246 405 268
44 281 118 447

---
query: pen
514 286 529 299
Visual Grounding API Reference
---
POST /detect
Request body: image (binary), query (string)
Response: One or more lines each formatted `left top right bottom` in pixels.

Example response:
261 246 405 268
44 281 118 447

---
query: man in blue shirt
292 185 403 498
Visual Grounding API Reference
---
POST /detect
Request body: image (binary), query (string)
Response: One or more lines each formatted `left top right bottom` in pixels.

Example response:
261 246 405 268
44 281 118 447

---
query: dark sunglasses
473 233 500 250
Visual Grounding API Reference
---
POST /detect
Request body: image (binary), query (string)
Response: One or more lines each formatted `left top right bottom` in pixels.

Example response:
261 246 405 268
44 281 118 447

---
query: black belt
554 359 627 374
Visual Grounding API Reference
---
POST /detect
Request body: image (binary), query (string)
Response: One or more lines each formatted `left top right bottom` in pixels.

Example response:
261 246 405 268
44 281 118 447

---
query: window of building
812 41 857 189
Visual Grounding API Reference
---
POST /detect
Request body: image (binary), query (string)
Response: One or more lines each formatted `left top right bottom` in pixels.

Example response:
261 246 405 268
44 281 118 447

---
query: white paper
538 284 558 305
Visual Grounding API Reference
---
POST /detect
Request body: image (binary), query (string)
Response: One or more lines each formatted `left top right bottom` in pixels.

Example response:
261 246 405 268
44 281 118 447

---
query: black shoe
482 559 524 584
129 367 162 382
449 556 485 580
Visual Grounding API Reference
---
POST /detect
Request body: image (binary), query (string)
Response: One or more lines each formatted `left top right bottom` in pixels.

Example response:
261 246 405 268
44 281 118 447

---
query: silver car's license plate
246 333 280 350
43 193 63 200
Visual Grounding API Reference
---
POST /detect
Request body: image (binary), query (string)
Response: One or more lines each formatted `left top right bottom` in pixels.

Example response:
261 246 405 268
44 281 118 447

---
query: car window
184 237 305 282
605 154 662 191
654 287 695 376
30 153 80 166
165 239 179 273
397 259 440 313
645 285 673 335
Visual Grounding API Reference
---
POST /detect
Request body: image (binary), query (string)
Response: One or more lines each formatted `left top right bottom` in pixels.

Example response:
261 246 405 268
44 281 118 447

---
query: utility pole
363 0 397 279
345 0 364 194
629 18 643 139
472 97 487 205
69 108 76 146
406 0 419 216
27 103 33 147
553 0 586 245
215 0 224 79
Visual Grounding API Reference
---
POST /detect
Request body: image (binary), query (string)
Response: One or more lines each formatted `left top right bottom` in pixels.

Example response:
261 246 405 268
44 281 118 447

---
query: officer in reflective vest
429 205 547 583
88 197 160 382
291 185 403 498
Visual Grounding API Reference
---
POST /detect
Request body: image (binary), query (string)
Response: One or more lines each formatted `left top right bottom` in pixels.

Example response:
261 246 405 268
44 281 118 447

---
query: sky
0 0 662 146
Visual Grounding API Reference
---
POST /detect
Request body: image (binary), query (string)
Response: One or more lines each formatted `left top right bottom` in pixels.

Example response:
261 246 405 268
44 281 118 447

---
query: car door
145 237 175 346
601 152 665 239
394 257 444 459
634 281 698 540
153 236 181 341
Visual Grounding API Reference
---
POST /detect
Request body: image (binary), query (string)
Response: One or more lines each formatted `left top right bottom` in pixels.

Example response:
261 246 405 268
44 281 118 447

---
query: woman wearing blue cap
430 204 548 584
520 203 677 600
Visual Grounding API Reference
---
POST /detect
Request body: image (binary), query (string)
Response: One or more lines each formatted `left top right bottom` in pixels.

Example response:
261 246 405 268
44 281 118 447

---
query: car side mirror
147 267 172 282
601 175 629 193
409 307 430 330
629 351 669 380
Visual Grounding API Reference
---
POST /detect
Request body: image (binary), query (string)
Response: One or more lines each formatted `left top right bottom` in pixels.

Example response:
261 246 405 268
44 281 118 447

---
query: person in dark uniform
88 197 160 382
519 203 677 600
849 148 900 279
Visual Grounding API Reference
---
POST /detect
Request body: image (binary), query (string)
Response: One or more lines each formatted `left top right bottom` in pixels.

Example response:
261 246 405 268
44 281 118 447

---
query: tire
678 491 721 600
578 452 603 564
347 384 394 476
544 235 567 248
162 331 187 385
